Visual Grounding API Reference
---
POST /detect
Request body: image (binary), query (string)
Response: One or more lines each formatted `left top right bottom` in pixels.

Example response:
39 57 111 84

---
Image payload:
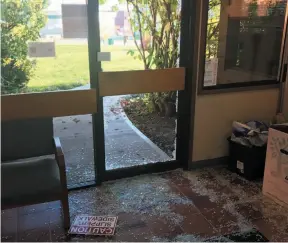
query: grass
27 44 143 92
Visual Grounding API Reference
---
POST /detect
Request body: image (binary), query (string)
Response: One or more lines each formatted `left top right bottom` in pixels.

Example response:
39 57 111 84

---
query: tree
103 0 221 116
125 0 222 116
121 0 181 116
1 0 47 94
207 0 221 58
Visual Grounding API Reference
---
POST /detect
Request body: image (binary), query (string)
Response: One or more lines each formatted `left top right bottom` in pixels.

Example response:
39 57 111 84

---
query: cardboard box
263 125 288 208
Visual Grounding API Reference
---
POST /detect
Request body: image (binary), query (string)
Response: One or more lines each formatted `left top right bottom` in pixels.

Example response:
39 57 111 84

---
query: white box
263 125 288 208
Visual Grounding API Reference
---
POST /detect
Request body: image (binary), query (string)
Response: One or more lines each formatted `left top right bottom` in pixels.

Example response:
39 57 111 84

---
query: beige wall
190 0 283 163
192 89 279 162
283 76 288 117
282 29 288 117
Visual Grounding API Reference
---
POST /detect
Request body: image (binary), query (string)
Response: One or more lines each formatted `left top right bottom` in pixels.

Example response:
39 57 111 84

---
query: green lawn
27 44 143 92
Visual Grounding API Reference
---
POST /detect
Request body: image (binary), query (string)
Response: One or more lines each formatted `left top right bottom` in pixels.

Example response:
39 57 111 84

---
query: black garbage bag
231 120 269 148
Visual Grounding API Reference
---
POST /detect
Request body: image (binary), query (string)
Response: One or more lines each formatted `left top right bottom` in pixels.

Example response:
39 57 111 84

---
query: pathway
54 85 171 186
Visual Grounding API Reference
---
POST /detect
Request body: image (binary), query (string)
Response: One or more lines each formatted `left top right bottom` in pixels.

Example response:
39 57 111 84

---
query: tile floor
2 167 288 242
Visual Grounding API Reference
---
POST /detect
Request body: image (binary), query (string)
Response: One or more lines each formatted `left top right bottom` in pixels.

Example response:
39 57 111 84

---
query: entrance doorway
87 0 195 183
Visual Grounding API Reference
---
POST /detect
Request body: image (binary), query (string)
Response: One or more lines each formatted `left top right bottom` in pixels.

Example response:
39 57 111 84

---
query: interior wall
190 0 282 163
192 89 279 162
282 28 288 117
283 75 288 117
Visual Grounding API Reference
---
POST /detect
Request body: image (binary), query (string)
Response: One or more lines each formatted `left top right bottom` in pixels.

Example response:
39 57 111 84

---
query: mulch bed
121 96 176 158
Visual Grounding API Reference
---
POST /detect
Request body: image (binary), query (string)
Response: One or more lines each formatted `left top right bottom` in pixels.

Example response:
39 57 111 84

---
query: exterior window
203 0 287 88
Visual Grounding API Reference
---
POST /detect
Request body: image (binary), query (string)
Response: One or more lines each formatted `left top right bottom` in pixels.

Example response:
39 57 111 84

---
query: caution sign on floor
69 215 118 236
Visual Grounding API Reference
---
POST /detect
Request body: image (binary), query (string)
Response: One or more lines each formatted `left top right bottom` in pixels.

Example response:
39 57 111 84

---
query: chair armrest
53 137 64 163
53 137 68 191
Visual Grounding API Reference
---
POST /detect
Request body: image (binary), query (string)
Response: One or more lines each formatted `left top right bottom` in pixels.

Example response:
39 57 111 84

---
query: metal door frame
278 3 288 113
86 0 198 183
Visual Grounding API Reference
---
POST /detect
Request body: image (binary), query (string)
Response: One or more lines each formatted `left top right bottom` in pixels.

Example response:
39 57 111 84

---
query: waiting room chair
1 118 70 229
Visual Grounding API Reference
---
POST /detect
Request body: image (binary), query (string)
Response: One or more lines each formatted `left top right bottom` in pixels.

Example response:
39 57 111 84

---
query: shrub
1 0 47 94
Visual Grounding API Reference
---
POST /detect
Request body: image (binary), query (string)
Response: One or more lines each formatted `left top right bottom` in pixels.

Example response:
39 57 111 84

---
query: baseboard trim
190 156 228 169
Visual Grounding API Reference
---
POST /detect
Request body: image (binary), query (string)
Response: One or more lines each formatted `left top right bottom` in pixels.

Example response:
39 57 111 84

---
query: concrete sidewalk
54 85 171 186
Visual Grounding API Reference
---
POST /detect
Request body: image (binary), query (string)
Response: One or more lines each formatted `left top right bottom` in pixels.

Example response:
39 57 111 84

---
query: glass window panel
204 0 287 87
1 0 95 188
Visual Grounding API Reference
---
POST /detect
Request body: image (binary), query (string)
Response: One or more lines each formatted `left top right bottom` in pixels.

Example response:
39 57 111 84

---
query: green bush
1 59 35 94
1 0 47 94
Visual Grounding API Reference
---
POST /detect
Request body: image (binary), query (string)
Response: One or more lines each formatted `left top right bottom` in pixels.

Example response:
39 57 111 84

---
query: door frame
86 0 198 183
278 4 288 114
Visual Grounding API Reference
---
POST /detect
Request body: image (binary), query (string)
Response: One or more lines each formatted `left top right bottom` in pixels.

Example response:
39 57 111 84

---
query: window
202 0 287 89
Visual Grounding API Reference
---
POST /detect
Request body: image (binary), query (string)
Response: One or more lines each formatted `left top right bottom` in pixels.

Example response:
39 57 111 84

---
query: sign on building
28 42 56 58
204 58 218 86
97 52 111 62
69 215 118 236
62 4 88 38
